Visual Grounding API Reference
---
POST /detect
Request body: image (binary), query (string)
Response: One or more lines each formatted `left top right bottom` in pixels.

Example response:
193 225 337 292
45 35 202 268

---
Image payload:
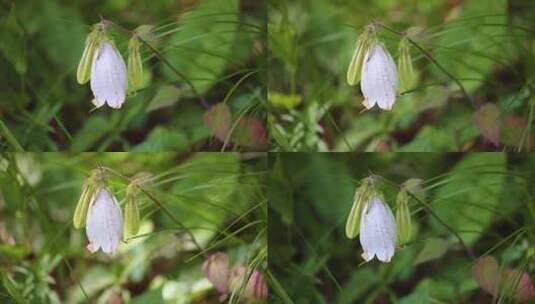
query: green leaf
146 85 182 112
399 126 457 152
36 1 86 70
160 0 239 94
132 127 189 152
432 153 506 245
413 238 449 266
0 4 26 75
71 116 113 152
1 273 25 304
432 0 508 92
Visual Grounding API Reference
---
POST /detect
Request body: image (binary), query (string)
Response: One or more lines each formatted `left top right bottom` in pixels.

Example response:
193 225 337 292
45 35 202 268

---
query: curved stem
378 23 477 110
138 37 209 109
100 166 207 258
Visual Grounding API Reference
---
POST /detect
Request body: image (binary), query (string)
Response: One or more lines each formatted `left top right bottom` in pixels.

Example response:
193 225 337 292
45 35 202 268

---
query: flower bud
76 25 102 85
397 37 417 92
123 184 140 239
347 25 376 86
345 177 374 239
395 190 411 245
229 265 268 300
127 35 143 91
402 178 425 202
202 252 230 294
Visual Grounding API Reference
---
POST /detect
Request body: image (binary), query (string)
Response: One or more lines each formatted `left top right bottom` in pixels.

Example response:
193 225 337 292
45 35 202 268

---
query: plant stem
139 188 207 258
137 37 209 109
376 175 475 259
378 23 477 110
100 166 207 258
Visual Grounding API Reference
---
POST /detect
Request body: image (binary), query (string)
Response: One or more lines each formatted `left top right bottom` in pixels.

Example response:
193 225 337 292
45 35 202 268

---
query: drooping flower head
345 176 398 263
90 39 128 109
86 186 123 255
359 196 397 262
361 43 399 111
76 21 128 109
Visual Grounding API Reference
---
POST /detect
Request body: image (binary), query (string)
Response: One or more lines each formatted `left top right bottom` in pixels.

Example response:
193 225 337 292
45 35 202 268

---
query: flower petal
361 44 398 111
359 197 397 262
90 42 127 109
86 188 123 255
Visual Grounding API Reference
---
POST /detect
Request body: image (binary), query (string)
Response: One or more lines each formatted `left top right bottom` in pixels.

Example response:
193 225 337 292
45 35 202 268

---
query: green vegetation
0 0 266 151
268 153 535 303
268 0 535 151
0 152 267 303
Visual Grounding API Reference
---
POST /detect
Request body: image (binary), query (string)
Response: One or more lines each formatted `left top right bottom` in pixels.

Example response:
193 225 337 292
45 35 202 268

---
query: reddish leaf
473 256 535 301
501 116 526 147
203 103 231 142
473 256 499 296
231 117 267 149
473 104 501 146
502 269 535 301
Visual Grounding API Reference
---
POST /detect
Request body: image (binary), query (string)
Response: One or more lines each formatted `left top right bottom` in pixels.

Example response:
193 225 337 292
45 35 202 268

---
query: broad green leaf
432 153 505 245
146 85 182 112
432 0 508 92
35 0 86 70
0 4 26 75
160 0 239 94
71 116 113 152
413 238 449 266
132 127 189 152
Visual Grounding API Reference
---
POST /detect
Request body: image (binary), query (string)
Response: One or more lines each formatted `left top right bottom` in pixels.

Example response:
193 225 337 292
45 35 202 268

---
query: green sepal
124 185 140 239
395 190 412 245
345 177 374 239
127 36 143 91
73 182 95 229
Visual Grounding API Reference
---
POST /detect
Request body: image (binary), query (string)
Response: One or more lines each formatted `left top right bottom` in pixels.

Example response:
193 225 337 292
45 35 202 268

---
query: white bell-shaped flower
359 196 397 262
90 42 127 109
86 188 123 255
361 44 399 111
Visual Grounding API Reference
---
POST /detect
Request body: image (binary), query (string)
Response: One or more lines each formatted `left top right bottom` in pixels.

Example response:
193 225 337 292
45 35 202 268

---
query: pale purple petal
361 44 398 111
90 42 127 109
86 188 123 255
359 197 397 262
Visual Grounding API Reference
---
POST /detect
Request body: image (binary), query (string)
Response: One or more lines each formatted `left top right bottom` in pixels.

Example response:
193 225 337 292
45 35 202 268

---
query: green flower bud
73 170 101 229
76 25 102 85
345 177 375 239
123 184 140 239
397 37 417 92
347 25 376 86
127 36 143 91
395 190 411 245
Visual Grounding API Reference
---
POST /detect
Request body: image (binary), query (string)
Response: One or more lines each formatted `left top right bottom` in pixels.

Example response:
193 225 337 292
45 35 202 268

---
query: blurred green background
268 0 535 152
0 152 267 303
268 153 535 303
0 0 266 152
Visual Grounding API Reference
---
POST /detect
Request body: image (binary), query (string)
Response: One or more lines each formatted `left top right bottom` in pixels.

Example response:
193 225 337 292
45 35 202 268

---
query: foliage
268 153 535 303
0 152 267 303
268 0 535 151
0 0 266 152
